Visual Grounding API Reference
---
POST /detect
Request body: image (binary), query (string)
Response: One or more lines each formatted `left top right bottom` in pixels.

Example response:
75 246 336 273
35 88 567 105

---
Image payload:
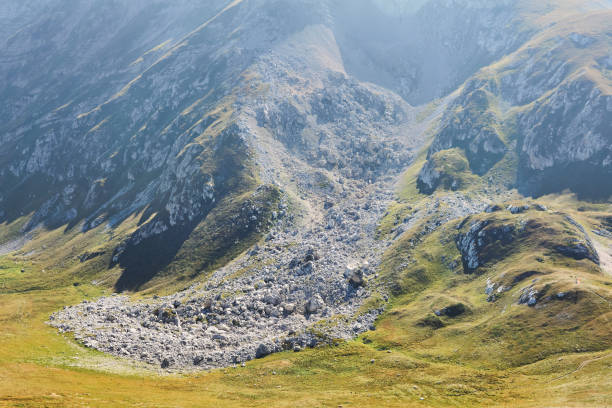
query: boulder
305 295 324 314
256 343 272 359
485 204 502 213
161 358 172 369
304 248 319 262
348 269 365 287
518 286 540 306
281 302 296 315
507 204 530 214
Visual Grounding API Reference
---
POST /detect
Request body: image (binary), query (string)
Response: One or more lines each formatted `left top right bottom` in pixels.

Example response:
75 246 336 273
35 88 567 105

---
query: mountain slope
418 8 612 199
374 199 612 369
0 0 611 405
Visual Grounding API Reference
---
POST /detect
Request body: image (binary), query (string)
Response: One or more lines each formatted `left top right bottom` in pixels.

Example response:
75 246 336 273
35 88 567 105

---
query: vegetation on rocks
0 0 611 406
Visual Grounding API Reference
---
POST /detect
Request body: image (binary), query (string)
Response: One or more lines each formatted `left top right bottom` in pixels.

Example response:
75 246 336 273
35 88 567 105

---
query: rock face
1 0 284 288
0 0 542 238
424 89 507 177
455 206 601 275
556 216 600 265
417 10 612 198
516 76 612 199
456 220 515 274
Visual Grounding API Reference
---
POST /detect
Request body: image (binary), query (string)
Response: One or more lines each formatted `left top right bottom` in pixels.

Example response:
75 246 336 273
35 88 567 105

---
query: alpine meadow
0 1 611 407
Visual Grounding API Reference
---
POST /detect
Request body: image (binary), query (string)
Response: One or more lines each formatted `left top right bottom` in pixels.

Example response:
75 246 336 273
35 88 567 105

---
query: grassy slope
1 270 611 408
1 1 611 406
374 207 612 365
371 121 612 401
0 261 611 407
417 5 611 200
0 87 278 295
1 153 611 406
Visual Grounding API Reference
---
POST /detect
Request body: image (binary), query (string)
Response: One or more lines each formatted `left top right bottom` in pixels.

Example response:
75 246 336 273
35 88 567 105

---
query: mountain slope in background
419 8 612 199
0 0 611 406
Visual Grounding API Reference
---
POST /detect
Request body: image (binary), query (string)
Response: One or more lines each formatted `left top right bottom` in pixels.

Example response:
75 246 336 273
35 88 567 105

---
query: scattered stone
256 343 272 359
485 204 502 213
305 294 324 314
518 286 540 306
507 204 529 214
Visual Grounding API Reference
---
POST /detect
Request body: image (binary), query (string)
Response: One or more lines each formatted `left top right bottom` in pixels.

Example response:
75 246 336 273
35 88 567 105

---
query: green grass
371 200 612 369
1 153 610 407
1 262 611 407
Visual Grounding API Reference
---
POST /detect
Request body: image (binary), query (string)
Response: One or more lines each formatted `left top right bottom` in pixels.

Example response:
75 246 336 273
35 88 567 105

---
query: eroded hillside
0 2 611 403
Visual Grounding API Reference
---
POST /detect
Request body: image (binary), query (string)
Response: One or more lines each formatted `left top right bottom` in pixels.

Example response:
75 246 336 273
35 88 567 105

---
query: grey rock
348 269 365 287
507 205 529 214
256 343 272 359
518 286 540 307
305 295 325 315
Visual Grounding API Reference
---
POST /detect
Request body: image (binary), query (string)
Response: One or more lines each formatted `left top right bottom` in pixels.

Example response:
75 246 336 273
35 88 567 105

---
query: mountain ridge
0 1 611 405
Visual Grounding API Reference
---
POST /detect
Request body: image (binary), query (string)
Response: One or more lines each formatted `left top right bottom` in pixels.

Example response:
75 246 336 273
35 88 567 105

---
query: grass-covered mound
1 250 611 407
416 148 480 194
372 203 612 369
